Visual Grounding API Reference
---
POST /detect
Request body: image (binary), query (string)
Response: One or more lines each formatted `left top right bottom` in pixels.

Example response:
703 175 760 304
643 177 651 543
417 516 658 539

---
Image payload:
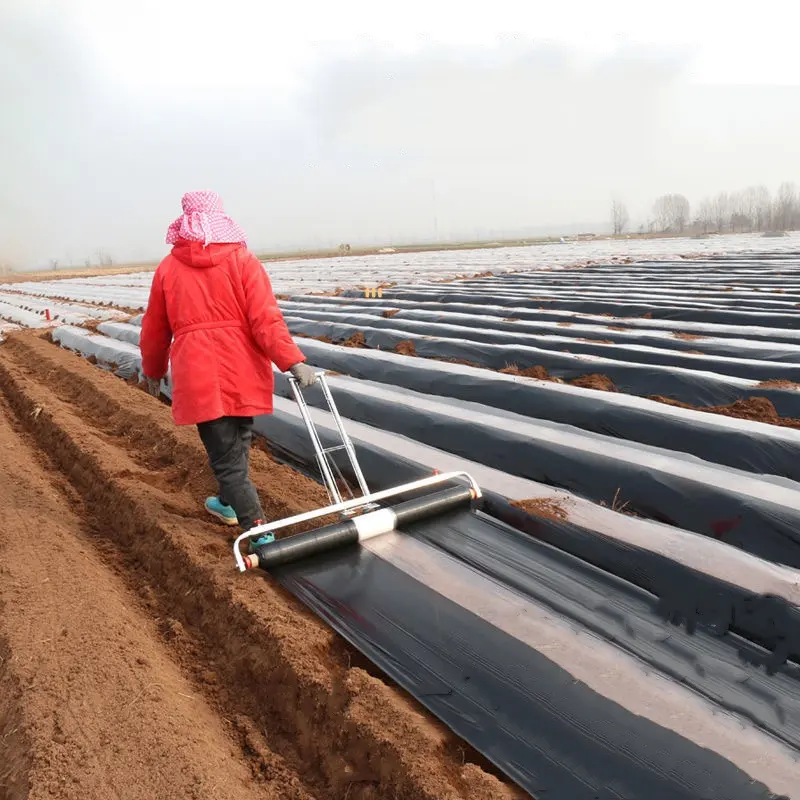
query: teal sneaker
247 520 275 554
204 497 238 526
248 533 275 554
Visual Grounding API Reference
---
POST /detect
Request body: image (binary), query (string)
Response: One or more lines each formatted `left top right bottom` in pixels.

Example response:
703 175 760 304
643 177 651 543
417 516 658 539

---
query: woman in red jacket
139 190 316 550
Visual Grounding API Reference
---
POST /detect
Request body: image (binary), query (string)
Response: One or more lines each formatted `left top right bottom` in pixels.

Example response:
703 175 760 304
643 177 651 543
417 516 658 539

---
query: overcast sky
2 0 799 270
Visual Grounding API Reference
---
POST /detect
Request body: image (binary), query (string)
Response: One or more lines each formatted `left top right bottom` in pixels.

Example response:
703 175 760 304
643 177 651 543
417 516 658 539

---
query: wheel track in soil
0 331 519 800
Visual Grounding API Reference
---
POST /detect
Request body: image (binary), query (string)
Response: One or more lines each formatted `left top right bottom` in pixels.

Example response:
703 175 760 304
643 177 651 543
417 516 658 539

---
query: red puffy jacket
140 241 305 426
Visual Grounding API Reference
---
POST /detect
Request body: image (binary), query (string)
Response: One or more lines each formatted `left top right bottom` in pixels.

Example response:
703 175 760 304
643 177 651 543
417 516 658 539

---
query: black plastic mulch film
257 410 798 800
281 300 800 364
284 301 800 374
284 315 800 416
280 336 800 484
269 370 800 570
56 253 800 799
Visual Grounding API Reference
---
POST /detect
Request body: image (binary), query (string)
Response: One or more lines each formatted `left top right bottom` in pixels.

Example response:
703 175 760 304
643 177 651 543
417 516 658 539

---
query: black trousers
196 416 264 532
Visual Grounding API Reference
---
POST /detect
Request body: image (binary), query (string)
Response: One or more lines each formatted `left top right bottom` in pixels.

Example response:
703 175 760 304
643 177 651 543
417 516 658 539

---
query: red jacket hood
170 241 243 268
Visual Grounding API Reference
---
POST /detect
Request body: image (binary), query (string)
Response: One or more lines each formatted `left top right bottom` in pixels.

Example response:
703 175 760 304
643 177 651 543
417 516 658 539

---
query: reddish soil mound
500 364 551 381
651 394 800 429
295 333 334 344
0 332 518 800
394 340 417 356
569 374 618 392
382 309 400 318
757 379 800 390
499 364 616 392
342 332 367 348
673 332 705 341
512 498 568 521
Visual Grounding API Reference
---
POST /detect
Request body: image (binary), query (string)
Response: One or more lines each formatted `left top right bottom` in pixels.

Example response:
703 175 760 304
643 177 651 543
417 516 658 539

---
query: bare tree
696 198 715 233
752 185 772 231
648 183 800 235
94 248 114 267
740 187 759 231
673 194 691 233
611 199 629 235
711 191 730 233
728 190 752 232
652 196 670 232
773 182 798 231
652 194 691 233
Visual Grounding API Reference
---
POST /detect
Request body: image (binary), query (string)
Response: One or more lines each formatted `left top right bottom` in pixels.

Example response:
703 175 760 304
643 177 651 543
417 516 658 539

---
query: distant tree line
610 182 800 236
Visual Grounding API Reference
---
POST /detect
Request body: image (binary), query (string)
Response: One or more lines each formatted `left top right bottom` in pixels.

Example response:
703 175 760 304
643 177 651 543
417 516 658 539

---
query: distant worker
139 190 316 551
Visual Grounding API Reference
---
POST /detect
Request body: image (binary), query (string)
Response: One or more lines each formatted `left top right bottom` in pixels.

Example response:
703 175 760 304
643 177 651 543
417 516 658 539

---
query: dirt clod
512 498 568 521
394 340 416 356
342 332 367 348
650 394 800 429
500 364 552 381
757 379 800 390
569 374 618 392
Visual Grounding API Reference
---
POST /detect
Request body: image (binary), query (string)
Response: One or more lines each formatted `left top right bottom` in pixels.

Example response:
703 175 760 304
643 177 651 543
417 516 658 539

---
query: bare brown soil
0 332 521 800
382 309 401 318
569 374 618 392
0 264 157 285
650 394 800 429
500 365 618 393
757 379 800 390
342 332 367 348
500 364 552 381
511 498 568 521
673 332 706 341
394 341 417 356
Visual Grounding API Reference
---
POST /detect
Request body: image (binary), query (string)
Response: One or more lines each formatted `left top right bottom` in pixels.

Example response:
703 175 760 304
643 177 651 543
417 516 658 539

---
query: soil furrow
0 332 517 800
0 398 293 800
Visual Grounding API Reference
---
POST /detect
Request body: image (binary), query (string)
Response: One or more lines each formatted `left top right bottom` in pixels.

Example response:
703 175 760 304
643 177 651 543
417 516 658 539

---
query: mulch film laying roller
233 372 482 572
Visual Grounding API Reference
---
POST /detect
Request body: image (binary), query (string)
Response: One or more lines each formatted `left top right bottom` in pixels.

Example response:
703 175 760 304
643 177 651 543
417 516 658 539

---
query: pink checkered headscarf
166 190 247 246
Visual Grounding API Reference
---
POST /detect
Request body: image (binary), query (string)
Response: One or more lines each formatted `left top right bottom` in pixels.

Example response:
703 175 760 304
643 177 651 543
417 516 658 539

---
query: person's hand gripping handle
289 362 318 389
